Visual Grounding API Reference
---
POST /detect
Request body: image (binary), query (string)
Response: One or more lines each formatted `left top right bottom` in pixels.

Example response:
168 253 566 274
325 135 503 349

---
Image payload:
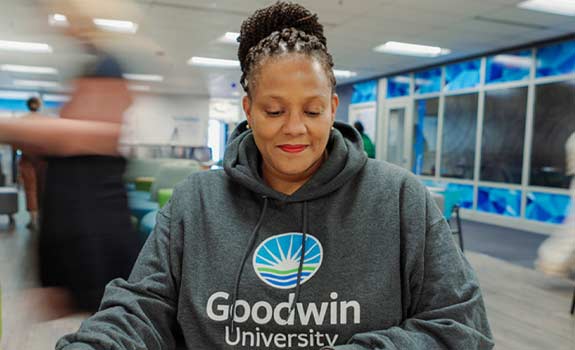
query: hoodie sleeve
329 178 494 350
55 200 182 350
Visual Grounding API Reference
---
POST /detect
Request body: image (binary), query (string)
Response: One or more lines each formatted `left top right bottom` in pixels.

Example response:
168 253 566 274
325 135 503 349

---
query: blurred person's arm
56 199 181 349
0 116 120 157
0 77 131 157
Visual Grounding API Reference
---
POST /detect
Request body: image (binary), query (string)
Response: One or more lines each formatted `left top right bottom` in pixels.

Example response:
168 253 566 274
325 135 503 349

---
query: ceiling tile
0 0 572 97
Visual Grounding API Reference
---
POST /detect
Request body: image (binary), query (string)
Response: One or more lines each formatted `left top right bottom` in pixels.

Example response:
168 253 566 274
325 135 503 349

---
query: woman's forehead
253 89 332 104
252 55 332 97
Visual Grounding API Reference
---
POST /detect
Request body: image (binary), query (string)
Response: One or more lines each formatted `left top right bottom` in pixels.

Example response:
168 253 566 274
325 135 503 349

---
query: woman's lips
278 144 307 153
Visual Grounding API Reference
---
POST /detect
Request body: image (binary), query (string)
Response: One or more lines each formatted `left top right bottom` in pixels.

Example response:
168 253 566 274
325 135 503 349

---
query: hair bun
238 2 326 67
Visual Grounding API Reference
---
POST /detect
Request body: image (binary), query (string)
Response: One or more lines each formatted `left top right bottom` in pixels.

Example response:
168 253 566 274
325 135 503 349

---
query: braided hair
238 1 336 95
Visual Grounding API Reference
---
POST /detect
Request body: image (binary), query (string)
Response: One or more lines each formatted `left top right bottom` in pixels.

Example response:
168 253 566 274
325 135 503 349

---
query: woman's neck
263 171 310 195
262 151 327 195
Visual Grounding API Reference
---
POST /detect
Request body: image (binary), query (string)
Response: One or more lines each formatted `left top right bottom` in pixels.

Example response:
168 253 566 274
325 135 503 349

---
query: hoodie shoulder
361 160 432 205
172 169 229 195
167 169 237 218
365 160 444 223
363 159 424 188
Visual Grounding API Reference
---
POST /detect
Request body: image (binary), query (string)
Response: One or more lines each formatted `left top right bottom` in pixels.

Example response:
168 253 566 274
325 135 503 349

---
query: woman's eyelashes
264 108 323 117
305 110 321 116
266 110 284 117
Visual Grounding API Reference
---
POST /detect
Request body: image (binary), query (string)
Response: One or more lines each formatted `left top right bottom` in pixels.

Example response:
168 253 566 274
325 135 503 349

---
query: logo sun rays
253 233 323 289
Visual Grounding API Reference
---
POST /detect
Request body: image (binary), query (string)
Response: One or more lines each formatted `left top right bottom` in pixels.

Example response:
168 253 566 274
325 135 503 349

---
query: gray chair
0 187 18 228
571 286 574 315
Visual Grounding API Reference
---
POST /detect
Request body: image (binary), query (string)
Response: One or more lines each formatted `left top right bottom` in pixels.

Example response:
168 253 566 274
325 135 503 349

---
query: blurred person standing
0 4 141 318
38 25 141 312
536 131 575 277
17 97 46 230
354 120 376 158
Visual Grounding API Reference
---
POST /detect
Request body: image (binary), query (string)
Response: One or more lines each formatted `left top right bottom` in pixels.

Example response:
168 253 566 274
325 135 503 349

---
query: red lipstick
279 144 307 153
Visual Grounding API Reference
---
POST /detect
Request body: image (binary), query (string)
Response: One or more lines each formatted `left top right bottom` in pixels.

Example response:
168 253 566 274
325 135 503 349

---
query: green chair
134 176 155 192
158 188 174 209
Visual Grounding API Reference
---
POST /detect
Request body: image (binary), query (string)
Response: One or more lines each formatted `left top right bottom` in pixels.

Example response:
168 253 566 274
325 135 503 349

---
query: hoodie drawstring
290 201 308 314
229 196 269 334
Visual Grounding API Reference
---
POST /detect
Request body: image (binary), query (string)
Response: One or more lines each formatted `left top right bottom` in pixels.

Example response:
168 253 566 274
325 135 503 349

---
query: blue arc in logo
253 233 323 289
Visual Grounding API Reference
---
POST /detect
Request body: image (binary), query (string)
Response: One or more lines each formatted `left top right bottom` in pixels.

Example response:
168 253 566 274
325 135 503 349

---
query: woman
56 2 493 349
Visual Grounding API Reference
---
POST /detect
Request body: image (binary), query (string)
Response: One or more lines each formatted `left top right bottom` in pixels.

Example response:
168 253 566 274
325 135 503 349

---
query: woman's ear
331 93 339 124
242 95 252 126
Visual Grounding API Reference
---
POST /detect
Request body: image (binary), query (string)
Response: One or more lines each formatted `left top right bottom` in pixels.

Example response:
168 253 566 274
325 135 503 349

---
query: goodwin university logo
253 233 323 289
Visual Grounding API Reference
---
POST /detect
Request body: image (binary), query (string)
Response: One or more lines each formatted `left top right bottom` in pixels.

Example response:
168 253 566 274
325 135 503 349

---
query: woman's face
243 54 338 185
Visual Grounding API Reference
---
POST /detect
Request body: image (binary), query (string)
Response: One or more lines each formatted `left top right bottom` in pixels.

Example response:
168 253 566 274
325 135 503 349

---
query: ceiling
0 0 573 97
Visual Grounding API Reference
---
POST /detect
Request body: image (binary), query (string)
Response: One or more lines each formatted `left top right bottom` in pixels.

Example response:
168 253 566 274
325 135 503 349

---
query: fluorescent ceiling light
123 73 164 82
0 90 38 99
13 79 60 88
129 84 151 92
1 64 58 74
218 32 240 44
49 14 138 33
333 69 357 78
49 13 69 26
0 40 53 53
374 41 450 57
492 54 533 68
188 56 240 68
518 0 575 16
93 18 138 33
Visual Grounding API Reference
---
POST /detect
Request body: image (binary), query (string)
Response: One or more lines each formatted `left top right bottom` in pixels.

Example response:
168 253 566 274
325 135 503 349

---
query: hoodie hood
224 120 367 202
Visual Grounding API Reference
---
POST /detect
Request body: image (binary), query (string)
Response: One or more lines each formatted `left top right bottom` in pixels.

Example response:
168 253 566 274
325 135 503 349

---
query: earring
331 126 334 130
247 124 251 129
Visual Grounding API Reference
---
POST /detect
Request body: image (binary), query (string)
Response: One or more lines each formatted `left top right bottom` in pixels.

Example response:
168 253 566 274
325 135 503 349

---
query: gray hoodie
57 121 493 349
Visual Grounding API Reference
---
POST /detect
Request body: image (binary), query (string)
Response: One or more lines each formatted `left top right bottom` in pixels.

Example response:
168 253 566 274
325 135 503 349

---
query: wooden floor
468 253 574 349
1 207 574 349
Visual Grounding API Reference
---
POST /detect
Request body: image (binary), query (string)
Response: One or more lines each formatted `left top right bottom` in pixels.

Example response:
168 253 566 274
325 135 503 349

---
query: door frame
378 97 413 169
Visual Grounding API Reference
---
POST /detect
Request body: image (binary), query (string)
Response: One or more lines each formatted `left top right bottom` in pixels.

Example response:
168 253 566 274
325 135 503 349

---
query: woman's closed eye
305 110 321 116
266 110 284 116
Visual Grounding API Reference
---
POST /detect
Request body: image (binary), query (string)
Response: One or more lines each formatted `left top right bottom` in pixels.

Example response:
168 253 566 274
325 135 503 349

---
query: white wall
122 93 210 146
